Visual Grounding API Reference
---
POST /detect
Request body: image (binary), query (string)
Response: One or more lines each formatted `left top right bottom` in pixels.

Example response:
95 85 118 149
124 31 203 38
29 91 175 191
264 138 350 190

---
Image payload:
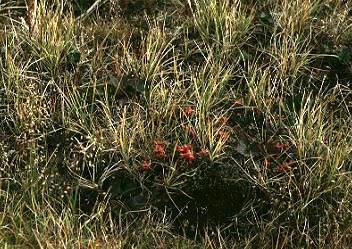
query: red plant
180 150 195 163
275 141 290 153
182 125 196 138
234 99 243 106
274 142 282 153
153 140 164 146
178 145 192 153
219 116 228 125
184 106 193 116
196 148 208 157
141 160 151 169
276 160 295 173
188 128 196 138
153 140 167 158
178 145 195 163
218 130 228 140
153 144 163 153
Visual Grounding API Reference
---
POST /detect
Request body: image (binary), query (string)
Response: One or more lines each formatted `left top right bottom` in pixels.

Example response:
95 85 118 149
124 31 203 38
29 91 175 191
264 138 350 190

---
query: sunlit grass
1 0 352 247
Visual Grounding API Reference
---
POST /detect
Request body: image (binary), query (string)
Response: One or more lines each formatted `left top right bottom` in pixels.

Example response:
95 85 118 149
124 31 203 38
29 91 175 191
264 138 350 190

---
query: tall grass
1 0 352 247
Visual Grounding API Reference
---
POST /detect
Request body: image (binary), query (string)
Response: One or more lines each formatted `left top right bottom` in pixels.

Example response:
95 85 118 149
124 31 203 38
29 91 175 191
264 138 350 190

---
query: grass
1 0 352 247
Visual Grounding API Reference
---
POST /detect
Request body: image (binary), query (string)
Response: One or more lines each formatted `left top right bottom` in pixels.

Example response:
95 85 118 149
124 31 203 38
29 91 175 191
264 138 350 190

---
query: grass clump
1 0 352 247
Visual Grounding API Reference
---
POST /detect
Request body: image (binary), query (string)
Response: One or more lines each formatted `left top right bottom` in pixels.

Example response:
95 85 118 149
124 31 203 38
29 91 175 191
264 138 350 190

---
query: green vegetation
1 0 352 247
